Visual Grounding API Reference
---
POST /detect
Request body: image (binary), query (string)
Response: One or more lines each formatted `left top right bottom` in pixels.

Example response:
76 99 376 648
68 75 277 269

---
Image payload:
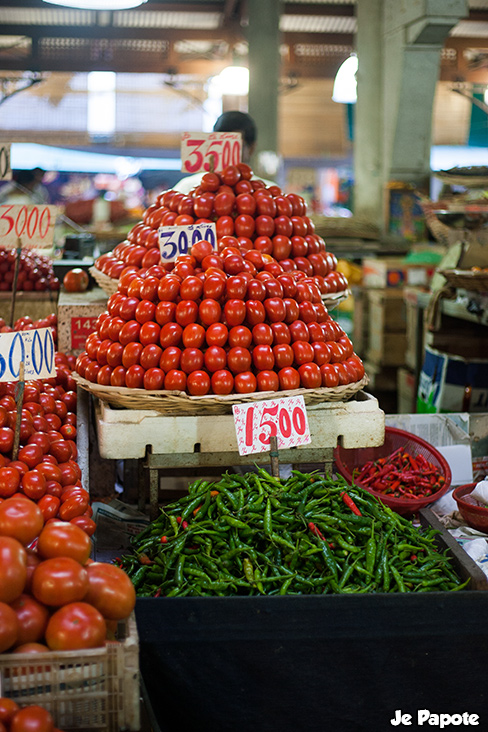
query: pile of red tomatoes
0 351 94 535
76 238 364 396
95 165 348 297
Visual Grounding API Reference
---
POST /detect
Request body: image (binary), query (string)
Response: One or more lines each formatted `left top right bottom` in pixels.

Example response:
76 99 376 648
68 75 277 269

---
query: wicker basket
0 614 139 732
312 215 380 240
89 266 119 296
322 288 351 309
73 372 370 415
439 269 488 293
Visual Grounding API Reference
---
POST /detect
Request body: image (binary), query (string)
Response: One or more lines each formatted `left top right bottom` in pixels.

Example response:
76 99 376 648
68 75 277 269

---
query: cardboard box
365 289 407 367
425 317 488 360
0 291 58 325
363 360 399 392
57 287 107 356
397 367 417 414
417 345 488 413
362 257 434 289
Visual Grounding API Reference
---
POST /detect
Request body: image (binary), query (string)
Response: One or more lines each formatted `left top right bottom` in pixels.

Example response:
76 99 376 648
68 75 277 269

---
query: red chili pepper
182 520 189 530
341 492 362 516
308 522 326 541
160 535 168 543
176 516 183 524
153 588 162 597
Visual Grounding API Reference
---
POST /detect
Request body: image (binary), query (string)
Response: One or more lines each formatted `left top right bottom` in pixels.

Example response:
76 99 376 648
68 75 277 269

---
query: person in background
173 111 262 194
0 167 49 204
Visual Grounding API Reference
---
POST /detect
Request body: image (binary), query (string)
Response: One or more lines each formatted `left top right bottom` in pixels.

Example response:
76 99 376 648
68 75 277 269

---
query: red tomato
164 369 187 391
313 341 333 365
210 369 234 395
63 268 89 293
160 346 181 372
273 343 294 368
180 348 204 374
48 440 72 464
84 562 136 620
203 274 226 300
143 368 165 391
0 698 19 726
45 601 106 651
264 298 286 323
10 594 49 645
159 322 183 349
0 497 43 546
140 344 163 370
0 466 20 497
234 372 257 394
10 705 54 732
0 601 19 652
227 347 252 374
186 371 210 396
0 426 14 453
70 515 97 537
205 322 228 347
198 299 221 326
224 299 246 327
252 345 275 370
182 323 205 349
278 367 300 390
245 300 266 326
204 346 227 373
320 363 340 388
21 470 47 501
37 519 92 565
251 323 273 345
157 275 180 301
289 320 310 342
155 301 176 326
37 494 60 522
292 341 314 366
0 536 27 603
228 325 252 349
32 557 88 607
256 370 279 392
121 342 143 368
298 362 322 388
118 320 141 346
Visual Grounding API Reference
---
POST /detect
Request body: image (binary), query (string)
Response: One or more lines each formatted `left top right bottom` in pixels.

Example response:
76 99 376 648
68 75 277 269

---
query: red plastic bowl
453 483 488 533
334 426 452 516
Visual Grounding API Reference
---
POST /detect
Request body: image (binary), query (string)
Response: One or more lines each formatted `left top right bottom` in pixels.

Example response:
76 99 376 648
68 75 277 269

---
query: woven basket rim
73 372 369 413
89 266 118 295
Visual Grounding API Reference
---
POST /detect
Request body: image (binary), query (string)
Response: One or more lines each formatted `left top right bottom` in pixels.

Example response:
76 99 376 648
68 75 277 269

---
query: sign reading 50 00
0 328 56 382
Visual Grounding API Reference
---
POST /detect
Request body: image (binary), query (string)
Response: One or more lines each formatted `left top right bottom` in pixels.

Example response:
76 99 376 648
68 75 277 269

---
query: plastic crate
0 614 139 732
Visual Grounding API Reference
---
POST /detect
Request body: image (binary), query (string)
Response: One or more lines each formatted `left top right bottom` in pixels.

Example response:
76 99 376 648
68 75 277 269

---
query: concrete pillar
246 0 281 176
354 0 468 230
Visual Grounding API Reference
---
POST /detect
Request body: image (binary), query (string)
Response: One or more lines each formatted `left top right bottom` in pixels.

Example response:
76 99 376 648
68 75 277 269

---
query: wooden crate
365 289 407 367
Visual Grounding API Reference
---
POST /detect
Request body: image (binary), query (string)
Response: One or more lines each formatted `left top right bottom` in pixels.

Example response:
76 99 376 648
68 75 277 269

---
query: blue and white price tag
0 328 55 382
159 222 217 263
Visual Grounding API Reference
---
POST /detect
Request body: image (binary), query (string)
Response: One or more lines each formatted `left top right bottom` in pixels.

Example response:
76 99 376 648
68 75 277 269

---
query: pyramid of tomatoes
77 165 365 397
94 164 348 298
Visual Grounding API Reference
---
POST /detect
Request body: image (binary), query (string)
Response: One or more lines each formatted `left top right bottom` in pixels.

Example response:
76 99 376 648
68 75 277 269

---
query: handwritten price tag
0 328 55 382
181 131 242 174
233 396 311 457
0 204 60 249
71 316 98 351
159 222 217 262
0 145 11 181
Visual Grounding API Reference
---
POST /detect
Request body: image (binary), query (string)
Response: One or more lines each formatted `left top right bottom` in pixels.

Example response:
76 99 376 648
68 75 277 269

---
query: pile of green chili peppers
119 468 468 597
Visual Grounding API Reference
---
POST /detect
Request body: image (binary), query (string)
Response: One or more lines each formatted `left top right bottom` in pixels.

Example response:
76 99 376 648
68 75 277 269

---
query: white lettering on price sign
0 145 11 181
181 131 242 174
0 328 55 382
159 221 217 262
0 204 60 249
233 396 311 457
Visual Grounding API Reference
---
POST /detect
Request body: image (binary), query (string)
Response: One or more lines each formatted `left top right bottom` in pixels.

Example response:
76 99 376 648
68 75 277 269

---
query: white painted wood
95 392 385 460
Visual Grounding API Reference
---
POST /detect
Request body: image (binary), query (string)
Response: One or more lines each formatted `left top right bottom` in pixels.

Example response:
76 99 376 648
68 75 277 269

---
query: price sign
159 221 217 262
233 395 311 457
181 131 242 174
71 316 98 351
0 328 55 383
0 145 11 181
0 204 60 249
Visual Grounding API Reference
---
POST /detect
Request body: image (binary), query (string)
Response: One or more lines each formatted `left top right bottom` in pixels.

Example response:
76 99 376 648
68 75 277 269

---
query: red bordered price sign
159 221 217 262
233 395 311 457
181 131 242 174
0 204 60 248
0 328 55 382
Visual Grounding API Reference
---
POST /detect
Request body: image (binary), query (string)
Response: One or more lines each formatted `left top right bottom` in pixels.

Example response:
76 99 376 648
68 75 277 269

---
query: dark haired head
213 111 257 148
